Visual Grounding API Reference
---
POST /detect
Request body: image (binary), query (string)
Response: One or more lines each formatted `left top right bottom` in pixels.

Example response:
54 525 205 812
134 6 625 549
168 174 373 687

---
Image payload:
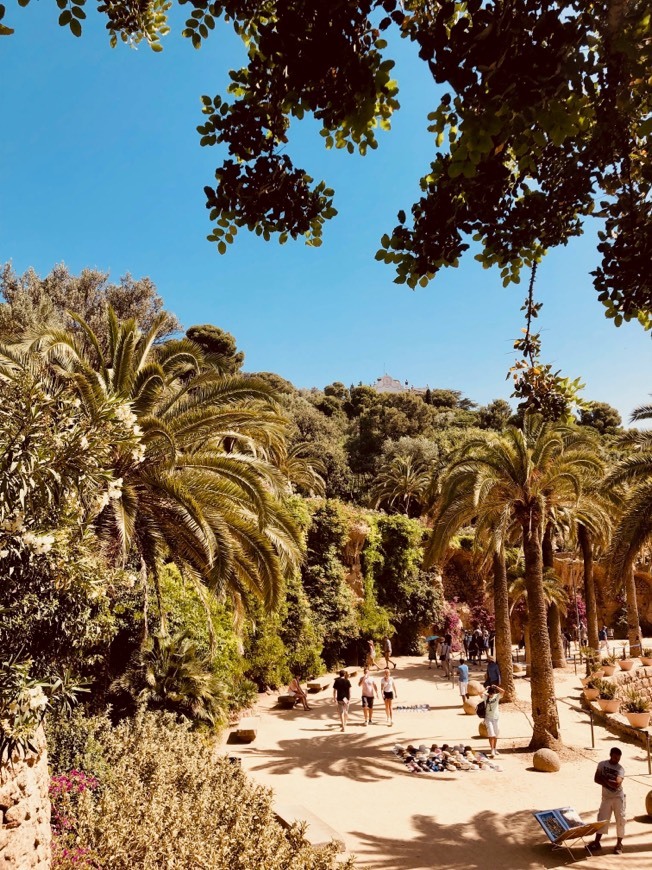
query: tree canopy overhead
2 1 651 328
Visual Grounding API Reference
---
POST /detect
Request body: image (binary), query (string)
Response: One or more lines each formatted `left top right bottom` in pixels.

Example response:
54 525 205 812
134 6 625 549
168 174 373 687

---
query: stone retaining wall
581 665 652 749
0 726 51 868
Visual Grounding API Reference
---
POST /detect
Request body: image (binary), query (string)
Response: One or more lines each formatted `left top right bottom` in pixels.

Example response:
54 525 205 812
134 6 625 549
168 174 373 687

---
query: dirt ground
226 650 652 869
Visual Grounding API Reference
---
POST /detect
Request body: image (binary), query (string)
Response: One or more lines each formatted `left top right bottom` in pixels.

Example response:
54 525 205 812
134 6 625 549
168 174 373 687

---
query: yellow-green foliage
63 712 354 869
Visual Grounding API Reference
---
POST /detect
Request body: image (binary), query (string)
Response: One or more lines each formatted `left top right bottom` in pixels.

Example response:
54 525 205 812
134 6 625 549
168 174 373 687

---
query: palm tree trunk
548 602 566 668
522 516 561 749
578 523 599 651
625 567 642 656
543 524 566 668
492 549 515 702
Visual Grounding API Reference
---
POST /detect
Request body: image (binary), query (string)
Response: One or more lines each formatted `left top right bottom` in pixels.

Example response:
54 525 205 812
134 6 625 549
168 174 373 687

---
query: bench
234 716 259 742
277 693 301 709
306 679 330 693
275 803 345 852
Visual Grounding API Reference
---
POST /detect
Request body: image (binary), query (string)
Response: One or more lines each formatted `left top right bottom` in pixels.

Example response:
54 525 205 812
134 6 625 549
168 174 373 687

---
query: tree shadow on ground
247 732 458 783
349 809 621 869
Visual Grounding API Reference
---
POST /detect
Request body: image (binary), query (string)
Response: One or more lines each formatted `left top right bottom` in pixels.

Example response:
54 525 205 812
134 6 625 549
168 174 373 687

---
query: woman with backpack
480 684 505 757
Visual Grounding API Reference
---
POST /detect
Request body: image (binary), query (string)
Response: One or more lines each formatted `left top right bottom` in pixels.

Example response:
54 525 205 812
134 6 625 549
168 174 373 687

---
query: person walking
482 684 505 757
587 747 626 855
427 637 437 668
365 638 381 670
439 635 452 678
380 668 398 726
381 635 396 669
358 667 379 726
457 658 469 701
333 669 352 732
599 625 610 654
484 656 501 687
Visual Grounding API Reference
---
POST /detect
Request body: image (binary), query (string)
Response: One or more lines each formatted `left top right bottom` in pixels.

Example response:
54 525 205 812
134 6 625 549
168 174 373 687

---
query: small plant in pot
640 647 652 667
618 645 634 670
581 647 602 679
595 679 620 713
601 654 617 676
619 687 651 728
583 677 601 702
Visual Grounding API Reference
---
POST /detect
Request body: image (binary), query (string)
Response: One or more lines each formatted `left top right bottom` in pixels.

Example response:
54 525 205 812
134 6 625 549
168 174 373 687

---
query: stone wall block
0 726 51 868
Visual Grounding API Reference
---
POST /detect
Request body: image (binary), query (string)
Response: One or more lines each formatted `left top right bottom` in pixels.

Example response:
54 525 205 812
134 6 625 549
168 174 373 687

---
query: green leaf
217 241 227 254
59 9 72 25
70 18 82 36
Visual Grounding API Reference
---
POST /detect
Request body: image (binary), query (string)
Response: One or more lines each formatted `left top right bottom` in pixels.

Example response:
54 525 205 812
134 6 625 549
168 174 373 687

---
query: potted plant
640 648 652 668
618 645 634 671
619 687 651 728
583 677 600 702
581 647 602 680
601 653 617 676
596 679 620 713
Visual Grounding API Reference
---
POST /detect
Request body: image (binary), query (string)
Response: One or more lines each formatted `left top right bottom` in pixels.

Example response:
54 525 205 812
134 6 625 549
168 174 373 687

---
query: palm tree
426 473 516 703
114 630 227 726
428 414 602 749
19 310 302 624
370 454 430 515
606 401 652 653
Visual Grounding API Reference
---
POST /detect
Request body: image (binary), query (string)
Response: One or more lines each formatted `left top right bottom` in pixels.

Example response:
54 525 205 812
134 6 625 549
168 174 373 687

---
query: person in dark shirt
332 669 352 732
485 656 501 687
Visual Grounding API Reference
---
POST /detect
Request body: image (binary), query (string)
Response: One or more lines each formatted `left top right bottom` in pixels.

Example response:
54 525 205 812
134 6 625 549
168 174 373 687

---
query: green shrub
54 711 354 869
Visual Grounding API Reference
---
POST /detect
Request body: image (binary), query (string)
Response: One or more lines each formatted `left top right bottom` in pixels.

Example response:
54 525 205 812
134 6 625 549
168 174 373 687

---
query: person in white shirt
358 667 379 725
380 669 398 726
588 747 626 855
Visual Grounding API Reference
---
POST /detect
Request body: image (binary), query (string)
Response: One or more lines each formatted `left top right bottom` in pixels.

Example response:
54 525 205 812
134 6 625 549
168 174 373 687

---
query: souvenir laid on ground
393 704 431 712
391 743 502 775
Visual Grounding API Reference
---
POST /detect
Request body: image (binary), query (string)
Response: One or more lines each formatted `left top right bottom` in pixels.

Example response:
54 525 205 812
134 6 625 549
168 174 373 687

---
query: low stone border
579 665 652 748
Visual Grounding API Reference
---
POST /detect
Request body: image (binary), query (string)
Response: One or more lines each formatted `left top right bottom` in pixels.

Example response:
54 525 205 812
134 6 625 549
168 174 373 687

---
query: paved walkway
227 654 652 868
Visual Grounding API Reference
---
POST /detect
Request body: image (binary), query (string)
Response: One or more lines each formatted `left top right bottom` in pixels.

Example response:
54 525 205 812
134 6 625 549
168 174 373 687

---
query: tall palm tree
427 414 602 749
606 401 652 652
426 473 516 703
19 310 302 624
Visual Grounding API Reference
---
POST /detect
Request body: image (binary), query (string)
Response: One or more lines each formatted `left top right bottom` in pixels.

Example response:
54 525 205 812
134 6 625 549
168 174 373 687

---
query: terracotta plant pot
640 657 652 667
598 698 620 713
583 687 600 701
625 711 651 729
618 659 635 671
601 665 616 676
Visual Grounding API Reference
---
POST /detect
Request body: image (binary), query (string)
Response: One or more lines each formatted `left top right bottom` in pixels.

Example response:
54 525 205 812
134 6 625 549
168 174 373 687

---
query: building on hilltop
372 373 427 395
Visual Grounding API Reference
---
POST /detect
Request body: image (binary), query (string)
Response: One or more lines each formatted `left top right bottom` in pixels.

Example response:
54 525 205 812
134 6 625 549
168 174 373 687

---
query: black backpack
476 700 486 718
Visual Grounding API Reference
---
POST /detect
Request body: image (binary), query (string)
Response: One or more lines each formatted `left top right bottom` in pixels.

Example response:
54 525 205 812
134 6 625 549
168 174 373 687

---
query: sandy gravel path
227 654 652 868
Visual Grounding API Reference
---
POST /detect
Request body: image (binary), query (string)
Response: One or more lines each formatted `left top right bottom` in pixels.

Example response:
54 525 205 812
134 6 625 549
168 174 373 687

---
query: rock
646 790 652 818
533 748 561 772
478 720 488 738
463 698 480 715
467 680 485 697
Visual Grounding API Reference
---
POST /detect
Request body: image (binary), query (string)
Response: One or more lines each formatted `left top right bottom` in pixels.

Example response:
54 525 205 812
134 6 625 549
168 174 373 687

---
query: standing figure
439 635 452 679
599 625 610 654
562 629 572 658
380 668 398 726
488 630 495 657
365 639 381 670
288 674 311 711
463 631 471 658
381 635 396 669
427 637 437 669
484 656 501 687
482 684 505 757
333 669 352 732
481 629 490 663
457 658 469 701
358 667 379 726
587 747 626 855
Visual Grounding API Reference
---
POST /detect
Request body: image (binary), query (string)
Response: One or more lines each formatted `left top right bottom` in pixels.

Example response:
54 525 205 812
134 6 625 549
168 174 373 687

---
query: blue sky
1 6 650 423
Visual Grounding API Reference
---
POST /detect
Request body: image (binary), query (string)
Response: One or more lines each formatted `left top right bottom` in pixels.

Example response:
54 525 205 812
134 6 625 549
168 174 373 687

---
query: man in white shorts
457 658 469 701
588 746 626 855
